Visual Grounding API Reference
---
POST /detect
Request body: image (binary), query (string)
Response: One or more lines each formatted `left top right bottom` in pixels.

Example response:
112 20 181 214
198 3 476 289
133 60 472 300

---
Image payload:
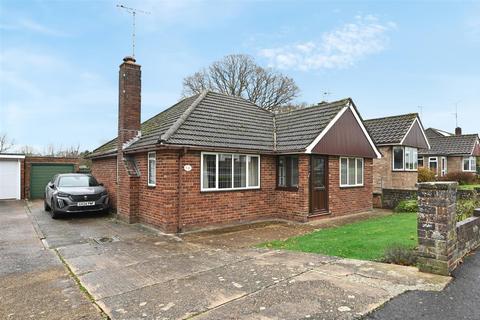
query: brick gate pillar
417 182 458 276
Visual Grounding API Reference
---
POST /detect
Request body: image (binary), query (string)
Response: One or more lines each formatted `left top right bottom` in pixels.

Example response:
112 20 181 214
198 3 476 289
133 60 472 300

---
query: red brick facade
92 151 374 233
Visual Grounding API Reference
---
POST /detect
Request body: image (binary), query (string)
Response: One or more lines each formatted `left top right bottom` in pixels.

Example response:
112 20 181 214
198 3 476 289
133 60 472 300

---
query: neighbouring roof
364 113 419 145
424 127 453 140
89 92 371 158
419 134 480 156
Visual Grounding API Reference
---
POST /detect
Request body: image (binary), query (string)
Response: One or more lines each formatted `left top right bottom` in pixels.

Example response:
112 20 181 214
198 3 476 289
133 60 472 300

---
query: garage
0 154 25 200
29 164 75 199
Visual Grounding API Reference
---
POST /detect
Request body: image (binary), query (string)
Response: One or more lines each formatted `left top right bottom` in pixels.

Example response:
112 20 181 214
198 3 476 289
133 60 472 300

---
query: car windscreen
57 176 99 187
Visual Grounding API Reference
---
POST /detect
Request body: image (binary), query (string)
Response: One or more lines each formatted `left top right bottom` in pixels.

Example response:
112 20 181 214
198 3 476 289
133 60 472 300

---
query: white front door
0 160 21 199
441 157 447 177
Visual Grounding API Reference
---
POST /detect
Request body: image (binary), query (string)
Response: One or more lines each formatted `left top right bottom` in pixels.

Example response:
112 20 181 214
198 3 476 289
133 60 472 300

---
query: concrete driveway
2 200 450 320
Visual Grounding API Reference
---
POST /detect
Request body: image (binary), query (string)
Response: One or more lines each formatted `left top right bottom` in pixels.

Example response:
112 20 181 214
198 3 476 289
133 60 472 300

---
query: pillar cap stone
417 182 458 190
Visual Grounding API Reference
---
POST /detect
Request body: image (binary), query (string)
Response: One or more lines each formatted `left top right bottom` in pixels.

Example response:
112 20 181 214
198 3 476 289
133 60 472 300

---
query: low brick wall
456 215 480 259
382 188 417 209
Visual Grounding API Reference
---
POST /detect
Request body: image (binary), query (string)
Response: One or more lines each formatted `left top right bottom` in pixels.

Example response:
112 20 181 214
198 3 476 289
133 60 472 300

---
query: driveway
0 200 102 320
3 200 450 320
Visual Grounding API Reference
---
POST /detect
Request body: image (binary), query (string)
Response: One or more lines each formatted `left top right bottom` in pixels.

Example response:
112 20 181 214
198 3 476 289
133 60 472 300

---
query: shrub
418 167 436 182
439 171 477 185
394 200 418 213
383 244 417 266
456 199 480 222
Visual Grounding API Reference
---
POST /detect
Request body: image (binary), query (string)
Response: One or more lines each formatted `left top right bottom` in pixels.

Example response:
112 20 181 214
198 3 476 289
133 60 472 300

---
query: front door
310 155 328 214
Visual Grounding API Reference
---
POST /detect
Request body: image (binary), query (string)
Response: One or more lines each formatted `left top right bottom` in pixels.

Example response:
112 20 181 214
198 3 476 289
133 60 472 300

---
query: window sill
339 185 364 189
392 169 418 172
200 187 260 193
147 184 156 188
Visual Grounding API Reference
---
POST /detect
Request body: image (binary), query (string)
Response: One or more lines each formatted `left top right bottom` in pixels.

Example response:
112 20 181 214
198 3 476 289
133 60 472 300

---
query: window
340 157 363 187
463 156 476 172
418 157 424 167
147 152 156 186
393 146 417 171
277 155 299 189
201 152 260 191
428 157 438 176
58 175 99 187
441 157 447 176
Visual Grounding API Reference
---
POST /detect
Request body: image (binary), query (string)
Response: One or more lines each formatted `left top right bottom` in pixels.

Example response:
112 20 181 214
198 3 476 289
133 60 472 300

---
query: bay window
393 146 417 171
463 156 476 172
277 155 299 189
340 157 363 187
201 152 260 191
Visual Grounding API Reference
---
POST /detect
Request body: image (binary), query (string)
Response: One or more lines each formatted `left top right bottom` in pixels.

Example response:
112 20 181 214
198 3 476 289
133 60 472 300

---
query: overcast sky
1 0 479 152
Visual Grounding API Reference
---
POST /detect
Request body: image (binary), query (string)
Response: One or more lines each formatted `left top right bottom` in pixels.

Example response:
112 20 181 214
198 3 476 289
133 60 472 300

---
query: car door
45 175 57 204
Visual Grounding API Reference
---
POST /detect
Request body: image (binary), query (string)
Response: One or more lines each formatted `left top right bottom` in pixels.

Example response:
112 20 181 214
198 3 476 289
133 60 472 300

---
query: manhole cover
91 236 120 244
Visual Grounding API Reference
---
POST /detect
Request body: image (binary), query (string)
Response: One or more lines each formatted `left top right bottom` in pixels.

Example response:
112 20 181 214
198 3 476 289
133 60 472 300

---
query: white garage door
0 160 21 200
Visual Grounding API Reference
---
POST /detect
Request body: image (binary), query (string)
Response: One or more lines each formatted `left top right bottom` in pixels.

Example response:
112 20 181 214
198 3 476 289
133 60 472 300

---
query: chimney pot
455 127 462 136
123 56 136 63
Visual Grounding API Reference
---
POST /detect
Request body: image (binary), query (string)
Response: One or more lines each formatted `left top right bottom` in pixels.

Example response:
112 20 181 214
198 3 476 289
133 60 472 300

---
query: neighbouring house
88 57 381 233
0 154 80 200
425 127 453 140
364 113 430 208
418 127 480 177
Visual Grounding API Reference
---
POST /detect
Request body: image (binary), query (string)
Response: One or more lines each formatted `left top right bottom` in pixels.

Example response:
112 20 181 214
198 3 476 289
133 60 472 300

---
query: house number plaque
184 165 192 172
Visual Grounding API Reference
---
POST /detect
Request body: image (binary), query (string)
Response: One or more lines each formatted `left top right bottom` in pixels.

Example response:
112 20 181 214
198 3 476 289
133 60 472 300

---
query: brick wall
91 156 117 210
373 146 418 193
328 156 373 216
24 156 79 199
92 150 375 232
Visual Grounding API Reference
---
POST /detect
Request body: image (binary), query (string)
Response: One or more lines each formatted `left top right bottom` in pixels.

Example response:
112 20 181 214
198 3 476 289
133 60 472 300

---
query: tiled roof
418 134 479 156
89 92 354 157
364 113 418 145
275 99 349 151
424 128 453 140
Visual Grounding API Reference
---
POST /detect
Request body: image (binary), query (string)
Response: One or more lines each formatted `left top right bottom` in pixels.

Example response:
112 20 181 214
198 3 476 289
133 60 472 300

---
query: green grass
261 212 417 261
458 184 480 190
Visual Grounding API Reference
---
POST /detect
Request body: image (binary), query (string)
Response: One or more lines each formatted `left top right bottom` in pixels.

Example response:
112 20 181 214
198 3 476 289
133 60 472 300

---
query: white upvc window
428 157 438 176
463 156 476 172
340 157 364 187
393 146 418 171
441 157 447 176
147 152 156 186
201 152 260 191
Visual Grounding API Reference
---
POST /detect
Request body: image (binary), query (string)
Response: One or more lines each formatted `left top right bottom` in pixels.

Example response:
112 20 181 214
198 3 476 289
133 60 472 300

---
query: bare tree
0 133 15 153
182 54 299 110
19 145 38 156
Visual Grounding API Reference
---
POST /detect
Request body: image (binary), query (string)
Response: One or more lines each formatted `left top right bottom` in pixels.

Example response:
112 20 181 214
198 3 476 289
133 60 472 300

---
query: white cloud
259 15 396 71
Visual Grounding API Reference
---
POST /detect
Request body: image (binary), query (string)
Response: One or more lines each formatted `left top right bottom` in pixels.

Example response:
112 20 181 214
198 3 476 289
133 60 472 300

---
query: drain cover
91 236 120 244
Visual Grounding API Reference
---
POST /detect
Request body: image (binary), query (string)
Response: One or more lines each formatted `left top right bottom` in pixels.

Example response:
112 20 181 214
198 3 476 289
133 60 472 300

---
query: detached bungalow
88 57 381 233
364 113 429 208
419 127 479 177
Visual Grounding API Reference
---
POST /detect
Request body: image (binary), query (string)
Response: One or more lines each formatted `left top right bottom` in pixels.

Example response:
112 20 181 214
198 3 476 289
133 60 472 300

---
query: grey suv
44 173 109 219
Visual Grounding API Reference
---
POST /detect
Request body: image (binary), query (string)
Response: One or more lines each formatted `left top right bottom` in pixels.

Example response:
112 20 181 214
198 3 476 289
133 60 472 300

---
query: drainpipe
176 147 187 233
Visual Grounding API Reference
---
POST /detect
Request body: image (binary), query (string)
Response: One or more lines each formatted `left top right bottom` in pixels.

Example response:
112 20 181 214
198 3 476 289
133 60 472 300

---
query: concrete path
365 249 480 320
5 200 451 320
0 200 103 320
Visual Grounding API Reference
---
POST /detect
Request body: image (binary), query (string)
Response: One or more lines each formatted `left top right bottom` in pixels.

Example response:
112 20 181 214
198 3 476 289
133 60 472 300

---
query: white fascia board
0 154 25 159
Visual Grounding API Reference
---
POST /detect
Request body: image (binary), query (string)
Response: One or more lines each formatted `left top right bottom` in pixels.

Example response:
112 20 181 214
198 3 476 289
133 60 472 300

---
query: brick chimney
116 56 141 224
455 127 462 136
118 56 141 147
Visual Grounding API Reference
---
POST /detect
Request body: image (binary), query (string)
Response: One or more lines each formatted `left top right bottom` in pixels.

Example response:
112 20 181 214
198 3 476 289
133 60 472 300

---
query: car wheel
51 198 60 219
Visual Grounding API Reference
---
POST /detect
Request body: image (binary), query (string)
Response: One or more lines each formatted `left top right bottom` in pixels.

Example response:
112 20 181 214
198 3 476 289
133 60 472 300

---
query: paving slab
0 200 102 320
24 200 452 320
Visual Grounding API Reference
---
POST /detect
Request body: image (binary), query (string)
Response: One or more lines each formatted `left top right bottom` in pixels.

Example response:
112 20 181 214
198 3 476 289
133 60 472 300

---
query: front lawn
261 212 417 261
458 184 480 191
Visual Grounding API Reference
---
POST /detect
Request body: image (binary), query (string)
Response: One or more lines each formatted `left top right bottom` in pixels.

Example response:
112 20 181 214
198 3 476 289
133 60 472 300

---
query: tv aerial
116 4 151 57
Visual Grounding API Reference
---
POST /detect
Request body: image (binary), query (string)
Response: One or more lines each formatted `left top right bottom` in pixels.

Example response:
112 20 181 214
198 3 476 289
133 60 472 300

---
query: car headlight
57 192 70 198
